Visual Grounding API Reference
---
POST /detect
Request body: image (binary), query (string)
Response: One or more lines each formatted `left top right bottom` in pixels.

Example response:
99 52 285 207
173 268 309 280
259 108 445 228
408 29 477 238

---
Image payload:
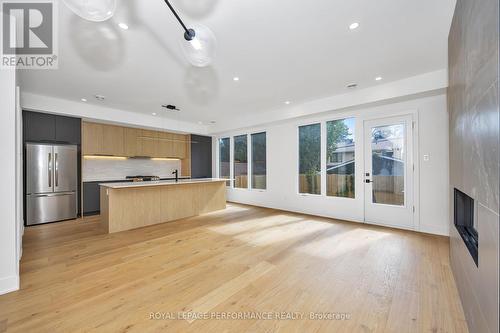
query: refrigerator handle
48 152 52 188
55 153 58 187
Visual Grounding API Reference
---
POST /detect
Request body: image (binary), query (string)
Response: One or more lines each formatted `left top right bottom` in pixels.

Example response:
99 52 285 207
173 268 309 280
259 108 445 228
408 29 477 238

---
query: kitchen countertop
99 178 227 189
84 176 191 182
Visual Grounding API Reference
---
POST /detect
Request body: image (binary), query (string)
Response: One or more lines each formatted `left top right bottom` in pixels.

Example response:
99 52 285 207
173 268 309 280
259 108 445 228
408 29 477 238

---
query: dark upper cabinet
56 115 81 144
191 135 212 179
23 111 81 144
23 111 56 142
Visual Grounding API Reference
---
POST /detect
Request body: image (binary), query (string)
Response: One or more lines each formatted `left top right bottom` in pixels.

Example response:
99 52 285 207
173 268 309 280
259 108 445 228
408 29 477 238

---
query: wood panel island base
100 179 226 233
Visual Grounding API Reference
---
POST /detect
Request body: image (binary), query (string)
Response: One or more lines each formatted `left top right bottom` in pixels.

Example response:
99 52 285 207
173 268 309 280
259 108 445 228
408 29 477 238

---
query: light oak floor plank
0 204 468 332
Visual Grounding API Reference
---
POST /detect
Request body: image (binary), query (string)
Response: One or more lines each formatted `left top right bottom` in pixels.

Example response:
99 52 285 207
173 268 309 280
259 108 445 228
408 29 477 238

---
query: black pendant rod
164 0 194 40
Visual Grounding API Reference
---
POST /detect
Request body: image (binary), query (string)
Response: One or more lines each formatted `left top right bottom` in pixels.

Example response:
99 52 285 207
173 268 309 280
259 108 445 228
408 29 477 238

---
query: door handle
35 192 73 198
48 153 52 187
365 179 372 183
55 153 58 187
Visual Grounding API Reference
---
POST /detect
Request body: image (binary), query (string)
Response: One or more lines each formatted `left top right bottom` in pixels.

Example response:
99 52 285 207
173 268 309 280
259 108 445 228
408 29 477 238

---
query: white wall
0 61 20 294
210 69 448 133
214 92 450 236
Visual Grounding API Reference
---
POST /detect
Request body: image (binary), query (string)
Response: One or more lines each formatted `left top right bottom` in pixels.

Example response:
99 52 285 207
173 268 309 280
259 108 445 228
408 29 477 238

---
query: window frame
233 134 249 189
325 117 357 200
250 131 267 191
297 122 323 196
295 117 358 199
218 137 231 187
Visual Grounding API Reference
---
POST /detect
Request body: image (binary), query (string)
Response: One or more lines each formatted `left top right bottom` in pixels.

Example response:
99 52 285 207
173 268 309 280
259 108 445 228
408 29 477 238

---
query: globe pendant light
164 0 216 67
62 0 116 22
179 24 216 67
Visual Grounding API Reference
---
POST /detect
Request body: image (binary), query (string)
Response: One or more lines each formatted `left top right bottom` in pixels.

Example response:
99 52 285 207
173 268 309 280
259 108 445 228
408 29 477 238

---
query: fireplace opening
454 188 478 266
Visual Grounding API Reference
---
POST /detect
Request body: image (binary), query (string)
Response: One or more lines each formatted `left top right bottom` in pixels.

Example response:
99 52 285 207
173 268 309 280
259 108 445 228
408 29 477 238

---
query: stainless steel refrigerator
26 144 77 226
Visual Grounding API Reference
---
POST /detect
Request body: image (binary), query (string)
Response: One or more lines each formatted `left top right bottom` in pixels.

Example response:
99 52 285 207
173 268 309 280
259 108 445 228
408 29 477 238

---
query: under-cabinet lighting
150 158 181 161
84 155 128 160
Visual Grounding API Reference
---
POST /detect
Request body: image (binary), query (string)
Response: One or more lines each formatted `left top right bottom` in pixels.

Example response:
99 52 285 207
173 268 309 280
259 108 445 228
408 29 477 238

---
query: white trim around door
363 114 415 230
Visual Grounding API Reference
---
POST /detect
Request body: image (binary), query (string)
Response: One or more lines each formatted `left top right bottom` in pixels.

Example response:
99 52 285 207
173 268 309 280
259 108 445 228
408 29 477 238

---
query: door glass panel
371 124 405 206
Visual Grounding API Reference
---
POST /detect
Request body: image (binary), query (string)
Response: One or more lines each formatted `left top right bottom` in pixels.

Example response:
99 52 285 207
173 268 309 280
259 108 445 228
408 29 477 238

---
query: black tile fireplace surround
454 188 478 266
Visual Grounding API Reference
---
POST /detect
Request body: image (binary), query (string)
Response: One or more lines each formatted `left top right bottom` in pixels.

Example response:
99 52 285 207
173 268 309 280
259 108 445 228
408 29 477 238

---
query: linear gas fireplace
454 188 478 266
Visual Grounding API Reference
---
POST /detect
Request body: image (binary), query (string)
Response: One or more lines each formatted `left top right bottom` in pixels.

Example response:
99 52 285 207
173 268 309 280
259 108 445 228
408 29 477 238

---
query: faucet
172 169 178 182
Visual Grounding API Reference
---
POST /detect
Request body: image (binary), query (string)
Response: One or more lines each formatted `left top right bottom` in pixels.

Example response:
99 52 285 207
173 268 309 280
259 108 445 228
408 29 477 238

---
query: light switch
423 154 430 162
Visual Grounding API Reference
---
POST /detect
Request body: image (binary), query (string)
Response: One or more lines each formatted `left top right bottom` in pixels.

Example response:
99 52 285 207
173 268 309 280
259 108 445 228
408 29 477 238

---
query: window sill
297 193 322 197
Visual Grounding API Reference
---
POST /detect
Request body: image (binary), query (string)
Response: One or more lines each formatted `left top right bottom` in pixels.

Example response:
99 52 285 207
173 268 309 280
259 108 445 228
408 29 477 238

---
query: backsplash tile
83 158 182 182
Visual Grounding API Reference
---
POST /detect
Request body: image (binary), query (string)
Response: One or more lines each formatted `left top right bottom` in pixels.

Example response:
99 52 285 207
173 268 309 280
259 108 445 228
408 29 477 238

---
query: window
251 132 266 189
219 137 230 186
234 135 248 188
299 123 321 194
326 118 355 198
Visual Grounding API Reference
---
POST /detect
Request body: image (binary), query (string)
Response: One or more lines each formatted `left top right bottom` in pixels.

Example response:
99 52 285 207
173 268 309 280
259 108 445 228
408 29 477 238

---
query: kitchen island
99 178 226 233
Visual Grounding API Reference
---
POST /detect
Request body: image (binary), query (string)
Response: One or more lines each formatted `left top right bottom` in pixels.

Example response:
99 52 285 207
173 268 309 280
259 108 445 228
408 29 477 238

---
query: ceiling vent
347 83 358 89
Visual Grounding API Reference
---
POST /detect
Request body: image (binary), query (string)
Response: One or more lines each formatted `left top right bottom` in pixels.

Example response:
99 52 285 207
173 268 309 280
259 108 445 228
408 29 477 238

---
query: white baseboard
0 274 19 295
420 223 449 236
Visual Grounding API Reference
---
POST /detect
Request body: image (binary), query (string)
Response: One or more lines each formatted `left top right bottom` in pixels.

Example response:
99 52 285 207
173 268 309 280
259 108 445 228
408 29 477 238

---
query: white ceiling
20 0 456 128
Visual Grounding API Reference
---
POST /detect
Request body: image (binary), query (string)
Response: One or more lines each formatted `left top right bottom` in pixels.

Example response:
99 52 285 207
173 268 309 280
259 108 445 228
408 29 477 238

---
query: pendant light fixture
164 0 216 67
62 0 116 22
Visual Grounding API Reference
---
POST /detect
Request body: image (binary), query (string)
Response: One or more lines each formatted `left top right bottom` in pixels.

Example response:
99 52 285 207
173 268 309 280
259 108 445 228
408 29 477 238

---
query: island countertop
99 178 227 189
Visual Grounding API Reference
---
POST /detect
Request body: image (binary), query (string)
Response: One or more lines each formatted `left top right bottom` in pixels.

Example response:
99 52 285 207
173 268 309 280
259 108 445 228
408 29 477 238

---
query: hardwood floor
0 204 468 332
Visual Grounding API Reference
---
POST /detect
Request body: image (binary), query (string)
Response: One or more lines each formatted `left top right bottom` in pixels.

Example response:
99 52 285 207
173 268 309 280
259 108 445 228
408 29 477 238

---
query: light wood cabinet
173 134 187 159
124 128 141 157
83 122 125 156
158 132 174 158
83 122 191 163
102 125 124 156
139 130 159 157
181 134 191 176
82 122 103 155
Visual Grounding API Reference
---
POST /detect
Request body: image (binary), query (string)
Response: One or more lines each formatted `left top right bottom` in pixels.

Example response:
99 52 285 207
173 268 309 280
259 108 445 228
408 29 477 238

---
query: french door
363 115 414 229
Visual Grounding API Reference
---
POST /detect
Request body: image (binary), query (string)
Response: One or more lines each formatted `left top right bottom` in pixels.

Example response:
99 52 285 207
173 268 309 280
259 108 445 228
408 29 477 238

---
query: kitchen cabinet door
173 134 187 158
82 122 103 155
24 111 56 142
140 130 159 157
158 132 174 157
191 135 212 178
102 125 124 156
124 128 140 157
83 182 100 215
55 115 81 144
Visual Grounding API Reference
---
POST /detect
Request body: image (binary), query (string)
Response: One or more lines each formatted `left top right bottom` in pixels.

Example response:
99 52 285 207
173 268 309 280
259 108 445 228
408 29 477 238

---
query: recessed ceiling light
152 112 157 116
284 101 291 105
347 83 358 89
118 23 129 30
375 76 383 81
233 77 240 81
349 22 360 30
81 98 87 102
